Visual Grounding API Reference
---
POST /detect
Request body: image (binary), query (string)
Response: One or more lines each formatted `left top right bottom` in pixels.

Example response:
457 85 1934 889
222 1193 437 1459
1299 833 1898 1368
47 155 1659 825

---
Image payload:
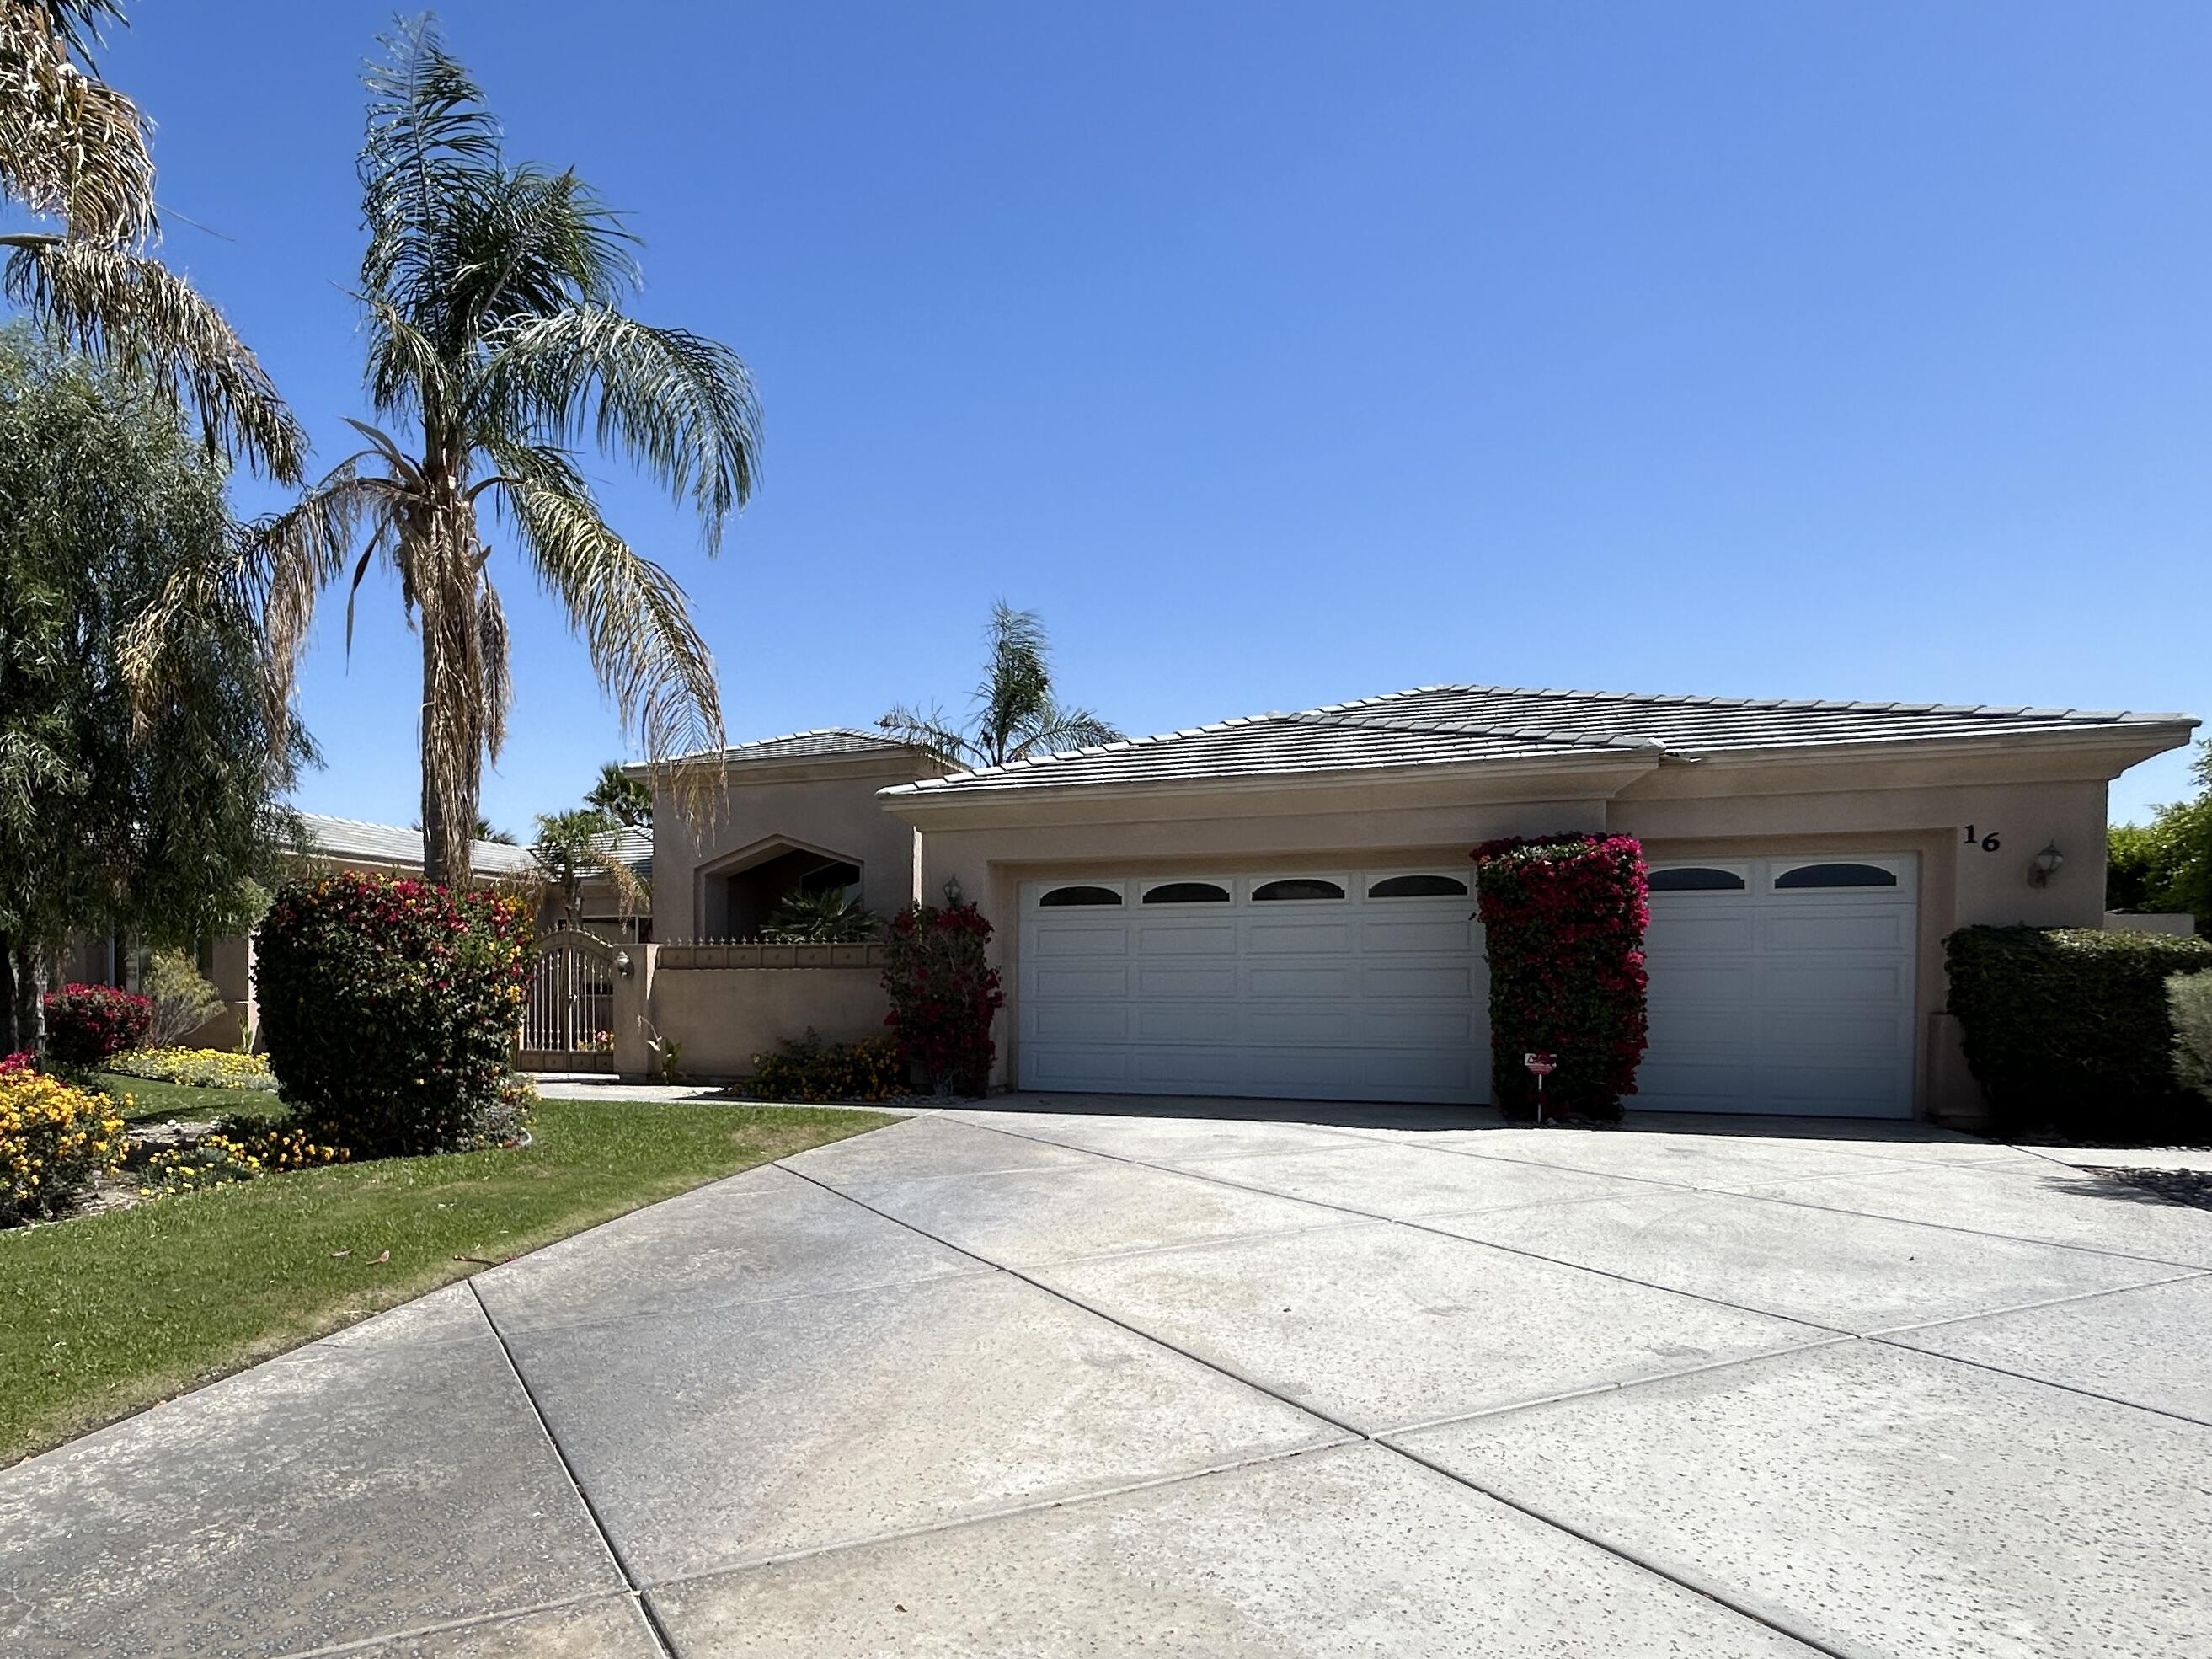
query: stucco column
613 942 660 1081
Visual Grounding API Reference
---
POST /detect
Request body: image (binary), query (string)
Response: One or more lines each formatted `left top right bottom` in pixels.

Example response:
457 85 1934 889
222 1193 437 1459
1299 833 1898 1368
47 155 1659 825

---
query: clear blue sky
91 2 2210 832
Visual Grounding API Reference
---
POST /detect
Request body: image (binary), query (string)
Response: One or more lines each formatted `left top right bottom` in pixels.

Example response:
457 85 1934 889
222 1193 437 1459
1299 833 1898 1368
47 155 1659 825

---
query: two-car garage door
1017 854 1918 1117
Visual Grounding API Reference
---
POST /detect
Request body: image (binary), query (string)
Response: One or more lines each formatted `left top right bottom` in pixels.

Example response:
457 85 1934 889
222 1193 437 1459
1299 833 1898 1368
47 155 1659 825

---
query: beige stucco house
642 688 2195 1124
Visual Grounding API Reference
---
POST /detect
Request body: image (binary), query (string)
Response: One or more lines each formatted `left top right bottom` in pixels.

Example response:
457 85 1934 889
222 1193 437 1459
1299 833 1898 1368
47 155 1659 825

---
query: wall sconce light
2028 841 2064 887
943 876 964 906
612 950 633 977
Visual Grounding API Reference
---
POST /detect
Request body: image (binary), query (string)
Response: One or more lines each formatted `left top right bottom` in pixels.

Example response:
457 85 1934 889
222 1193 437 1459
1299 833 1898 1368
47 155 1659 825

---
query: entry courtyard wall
612 942 891 1081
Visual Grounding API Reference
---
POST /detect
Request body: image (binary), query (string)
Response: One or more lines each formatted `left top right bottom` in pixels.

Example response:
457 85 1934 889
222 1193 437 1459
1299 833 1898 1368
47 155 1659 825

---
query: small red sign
1523 1052 1557 1076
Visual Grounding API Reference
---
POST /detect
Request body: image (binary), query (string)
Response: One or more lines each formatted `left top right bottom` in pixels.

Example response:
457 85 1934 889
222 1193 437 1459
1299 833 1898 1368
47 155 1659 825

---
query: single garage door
1639 854 1919 1117
1018 870 1488 1105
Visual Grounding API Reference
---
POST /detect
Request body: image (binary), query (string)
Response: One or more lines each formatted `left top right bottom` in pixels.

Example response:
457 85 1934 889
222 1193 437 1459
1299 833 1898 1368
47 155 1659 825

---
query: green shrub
2171 973 2212 1104
254 872 534 1157
1946 926 2212 1138
740 1030 907 1103
143 950 227 1046
1472 834 1649 1120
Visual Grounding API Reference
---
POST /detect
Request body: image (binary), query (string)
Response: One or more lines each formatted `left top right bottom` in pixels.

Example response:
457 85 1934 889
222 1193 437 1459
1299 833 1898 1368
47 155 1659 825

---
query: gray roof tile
892 683 2197 796
297 813 539 876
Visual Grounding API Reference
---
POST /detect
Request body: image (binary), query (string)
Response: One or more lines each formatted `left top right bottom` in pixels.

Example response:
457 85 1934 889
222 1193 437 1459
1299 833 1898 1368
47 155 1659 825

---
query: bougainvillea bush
1 1057 125 1224
882 902 1005 1095
254 873 534 1157
1472 834 1650 1120
40 984 153 1067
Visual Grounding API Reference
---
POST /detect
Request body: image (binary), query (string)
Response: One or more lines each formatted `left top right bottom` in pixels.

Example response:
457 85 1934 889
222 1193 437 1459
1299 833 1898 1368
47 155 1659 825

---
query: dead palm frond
879 602 1121 769
0 0 302 479
243 16 757 884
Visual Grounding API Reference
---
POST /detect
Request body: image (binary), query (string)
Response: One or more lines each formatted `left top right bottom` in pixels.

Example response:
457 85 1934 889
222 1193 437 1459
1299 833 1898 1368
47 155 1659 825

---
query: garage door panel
1244 920 1355 954
1135 964 1241 999
1135 1003 1242 1043
1247 964 1360 999
1029 1003 1130 1042
1020 875 1487 1105
1136 922 1239 955
1646 913 1757 953
1032 965 1131 999
1031 926 1130 957
1362 963 1474 999
1641 855 1917 1118
1765 912 1912 951
1246 1008 1359 1044
1361 918 1472 953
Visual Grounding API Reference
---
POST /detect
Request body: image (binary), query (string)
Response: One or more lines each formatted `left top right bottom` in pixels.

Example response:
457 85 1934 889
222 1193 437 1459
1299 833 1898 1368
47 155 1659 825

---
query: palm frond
482 304 759 546
493 453 724 766
0 0 153 240
975 600 1051 763
1003 701 1124 763
876 703 977 768
3 234 305 480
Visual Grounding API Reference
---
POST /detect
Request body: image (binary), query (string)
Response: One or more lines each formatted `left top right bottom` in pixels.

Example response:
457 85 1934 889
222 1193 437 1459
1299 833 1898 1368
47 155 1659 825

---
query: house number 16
1962 826 2002 852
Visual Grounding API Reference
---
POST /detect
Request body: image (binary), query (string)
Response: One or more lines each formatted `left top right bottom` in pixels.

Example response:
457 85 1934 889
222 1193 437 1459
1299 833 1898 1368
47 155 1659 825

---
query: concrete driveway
6 1097 2210 1657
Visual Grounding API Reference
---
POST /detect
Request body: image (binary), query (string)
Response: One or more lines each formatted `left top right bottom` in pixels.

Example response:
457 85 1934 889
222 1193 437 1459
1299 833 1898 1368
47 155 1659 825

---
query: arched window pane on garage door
1367 875 1470 898
1038 885 1123 907
1648 866 1747 892
1773 862 1897 890
1143 881 1231 904
1252 878 1346 902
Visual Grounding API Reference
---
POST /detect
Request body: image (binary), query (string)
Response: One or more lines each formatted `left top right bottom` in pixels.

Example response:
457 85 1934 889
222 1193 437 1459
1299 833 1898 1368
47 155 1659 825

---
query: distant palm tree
0 0 302 479
238 16 759 886
879 602 1120 769
585 760 652 827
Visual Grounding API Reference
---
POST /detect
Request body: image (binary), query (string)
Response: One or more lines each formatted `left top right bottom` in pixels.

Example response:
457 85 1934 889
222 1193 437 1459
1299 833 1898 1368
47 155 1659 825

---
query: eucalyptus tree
879 602 1122 769
0 0 301 479
249 16 759 885
0 329 305 1051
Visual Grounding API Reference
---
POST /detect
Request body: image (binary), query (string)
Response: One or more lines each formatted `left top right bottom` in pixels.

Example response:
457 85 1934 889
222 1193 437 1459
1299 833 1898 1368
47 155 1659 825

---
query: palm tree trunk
418 596 482 890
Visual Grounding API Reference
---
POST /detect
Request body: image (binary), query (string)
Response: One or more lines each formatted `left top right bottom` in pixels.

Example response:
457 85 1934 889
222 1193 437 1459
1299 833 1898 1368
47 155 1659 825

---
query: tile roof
890 684 2197 796
641 728 917 769
297 812 540 876
593 825 653 882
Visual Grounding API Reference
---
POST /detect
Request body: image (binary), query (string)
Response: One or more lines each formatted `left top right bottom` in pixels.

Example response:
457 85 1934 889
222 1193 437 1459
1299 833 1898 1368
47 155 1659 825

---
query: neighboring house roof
590 825 654 885
296 812 539 877
887 684 2199 796
627 728 922 772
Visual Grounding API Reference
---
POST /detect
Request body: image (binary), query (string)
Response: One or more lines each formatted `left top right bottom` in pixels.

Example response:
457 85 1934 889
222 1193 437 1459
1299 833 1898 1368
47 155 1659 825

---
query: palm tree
0 0 302 479
531 807 646 927
244 17 759 886
879 602 1122 769
585 759 652 827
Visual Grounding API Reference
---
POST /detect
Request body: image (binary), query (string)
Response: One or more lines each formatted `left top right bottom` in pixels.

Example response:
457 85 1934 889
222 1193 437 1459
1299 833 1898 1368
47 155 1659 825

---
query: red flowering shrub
1472 834 1649 1120
41 983 154 1067
882 902 1005 1095
254 872 534 1156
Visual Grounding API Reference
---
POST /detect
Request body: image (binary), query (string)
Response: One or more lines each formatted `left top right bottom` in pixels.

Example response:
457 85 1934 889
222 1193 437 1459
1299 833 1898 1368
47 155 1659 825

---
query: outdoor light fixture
612 950 633 977
2029 842 2065 887
943 876 964 906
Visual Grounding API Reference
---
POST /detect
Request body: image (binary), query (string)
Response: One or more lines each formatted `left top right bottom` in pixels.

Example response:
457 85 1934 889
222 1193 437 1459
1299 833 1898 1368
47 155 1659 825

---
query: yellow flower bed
1 1063 126 1225
104 1047 280 1092
137 1124 347 1198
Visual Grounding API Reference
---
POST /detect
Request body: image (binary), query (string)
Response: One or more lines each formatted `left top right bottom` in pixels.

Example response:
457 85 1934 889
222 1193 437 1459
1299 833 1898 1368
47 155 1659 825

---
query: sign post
1522 1051 1557 1126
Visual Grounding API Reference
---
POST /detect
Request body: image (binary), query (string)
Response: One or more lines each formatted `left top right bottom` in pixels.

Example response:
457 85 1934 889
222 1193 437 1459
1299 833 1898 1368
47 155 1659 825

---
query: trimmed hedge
41 984 152 1067
2168 972 2212 1105
1472 834 1649 1120
254 873 535 1157
883 902 1004 1096
1946 926 2212 1138
740 1030 907 1104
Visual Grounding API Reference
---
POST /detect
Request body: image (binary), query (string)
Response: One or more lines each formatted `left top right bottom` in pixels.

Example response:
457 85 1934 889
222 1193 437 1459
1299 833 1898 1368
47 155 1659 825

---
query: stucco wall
638 961 890 1078
651 754 941 940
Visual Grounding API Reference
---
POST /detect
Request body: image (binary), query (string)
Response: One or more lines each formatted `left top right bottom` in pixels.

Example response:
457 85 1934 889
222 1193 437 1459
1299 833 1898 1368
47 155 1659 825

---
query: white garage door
1018 871 1488 1105
1640 854 1918 1118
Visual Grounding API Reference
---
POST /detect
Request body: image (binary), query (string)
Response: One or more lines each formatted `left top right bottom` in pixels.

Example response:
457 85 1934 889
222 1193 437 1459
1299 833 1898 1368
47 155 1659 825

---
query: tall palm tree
879 602 1122 769
0 0 302 479
245 16 760 886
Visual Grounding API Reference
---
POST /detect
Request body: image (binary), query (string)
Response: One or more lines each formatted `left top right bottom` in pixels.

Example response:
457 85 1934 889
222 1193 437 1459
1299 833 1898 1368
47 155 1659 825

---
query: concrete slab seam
264 1591 652 1659
1729 1181 2212 1272
462 1277 677 1659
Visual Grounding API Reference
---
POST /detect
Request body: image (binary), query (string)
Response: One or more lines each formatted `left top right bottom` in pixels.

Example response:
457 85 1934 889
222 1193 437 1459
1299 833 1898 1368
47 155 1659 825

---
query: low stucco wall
628 955 890 1078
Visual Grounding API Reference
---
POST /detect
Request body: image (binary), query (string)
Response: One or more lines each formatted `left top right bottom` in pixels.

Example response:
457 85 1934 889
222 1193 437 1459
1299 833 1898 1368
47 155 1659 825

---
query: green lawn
95 1073 286 1125
0 1096 887 1464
